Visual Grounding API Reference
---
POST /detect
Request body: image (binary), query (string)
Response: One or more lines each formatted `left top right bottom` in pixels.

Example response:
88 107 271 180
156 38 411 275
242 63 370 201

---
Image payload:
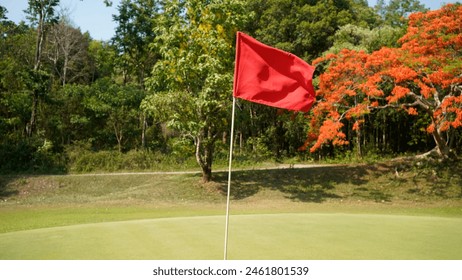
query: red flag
233 32 315 112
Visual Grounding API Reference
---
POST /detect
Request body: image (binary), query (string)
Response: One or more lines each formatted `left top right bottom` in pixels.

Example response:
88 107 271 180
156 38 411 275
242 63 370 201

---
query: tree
375 0 427 27
143 0 250 182
24 0 60 136
46 16 92 86
87 79 145 152
232 0 381 161
326 0 430 55
0 5 7 20
326 24 403 54
87 40 116 82
389 4 462 158
112 0 159 86
112 0 161 148
246 0 378 61
305 4 461 160
0 20 37 139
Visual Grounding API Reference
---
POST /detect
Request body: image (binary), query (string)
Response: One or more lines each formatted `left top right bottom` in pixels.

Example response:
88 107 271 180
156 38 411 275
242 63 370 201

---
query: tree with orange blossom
304 4 461 159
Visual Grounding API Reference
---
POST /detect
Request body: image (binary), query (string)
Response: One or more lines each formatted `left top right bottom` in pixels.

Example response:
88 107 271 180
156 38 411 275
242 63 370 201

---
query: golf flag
233 32 316 112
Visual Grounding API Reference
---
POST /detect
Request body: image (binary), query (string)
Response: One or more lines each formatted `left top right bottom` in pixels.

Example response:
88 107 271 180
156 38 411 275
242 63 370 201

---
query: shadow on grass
352 187 393 203
0 176 19 200
214 164 382 203
213 158 462 203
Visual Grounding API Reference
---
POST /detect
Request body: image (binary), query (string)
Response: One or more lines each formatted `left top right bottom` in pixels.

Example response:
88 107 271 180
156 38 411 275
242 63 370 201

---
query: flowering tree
305 4 461 159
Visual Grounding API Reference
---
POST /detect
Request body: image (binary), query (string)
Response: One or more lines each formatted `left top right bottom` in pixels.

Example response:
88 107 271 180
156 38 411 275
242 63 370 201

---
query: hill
1 158 461 233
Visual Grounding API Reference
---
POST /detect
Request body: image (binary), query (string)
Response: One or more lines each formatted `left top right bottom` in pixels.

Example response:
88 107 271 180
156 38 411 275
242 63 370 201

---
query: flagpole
224 97 236 260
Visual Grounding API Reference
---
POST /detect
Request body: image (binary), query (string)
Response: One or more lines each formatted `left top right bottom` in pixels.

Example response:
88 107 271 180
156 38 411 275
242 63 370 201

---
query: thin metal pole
224 97 236 260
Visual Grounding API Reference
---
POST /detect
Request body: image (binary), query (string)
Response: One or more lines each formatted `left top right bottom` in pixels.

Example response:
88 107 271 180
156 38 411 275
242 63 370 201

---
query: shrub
0 139 66 174
66 145 197 173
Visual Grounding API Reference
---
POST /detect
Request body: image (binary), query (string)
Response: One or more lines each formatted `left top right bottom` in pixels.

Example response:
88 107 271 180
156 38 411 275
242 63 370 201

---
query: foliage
66 147 197 173
306 4 462 159
112 0 159 85
84 79 146 151
24 0 60 137
0 6 7 21
87 40 116 81
233 0 384 163
1 0 461 175
374 0 427 27
246 0 379 61
24 0 60 29
326 24 403 54
0 138 66 173
143 0 250 182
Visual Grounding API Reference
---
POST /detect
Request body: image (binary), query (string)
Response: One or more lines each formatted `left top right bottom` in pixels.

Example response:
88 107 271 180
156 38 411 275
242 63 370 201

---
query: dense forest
1 0 461 182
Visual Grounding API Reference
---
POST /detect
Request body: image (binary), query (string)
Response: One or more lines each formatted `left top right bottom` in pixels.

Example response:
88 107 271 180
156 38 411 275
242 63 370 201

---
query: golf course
1 0 462 269
1 160 461 260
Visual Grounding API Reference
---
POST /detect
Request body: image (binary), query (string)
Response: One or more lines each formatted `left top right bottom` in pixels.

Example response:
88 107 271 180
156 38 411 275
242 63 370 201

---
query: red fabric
233 32 315 112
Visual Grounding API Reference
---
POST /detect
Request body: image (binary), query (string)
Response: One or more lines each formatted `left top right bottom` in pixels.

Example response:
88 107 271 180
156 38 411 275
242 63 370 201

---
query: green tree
375 0 427 27
112 0 161 148
112 0 159 86
326 24 402 54
24 0 60 137
0 20 36 139
0 5 7 20
143 0 250 182
87 40 116 82
246 0 377 61
83 79 145 152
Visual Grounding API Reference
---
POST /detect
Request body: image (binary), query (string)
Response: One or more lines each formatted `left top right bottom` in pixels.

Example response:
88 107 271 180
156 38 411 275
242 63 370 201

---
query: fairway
1 213 461 260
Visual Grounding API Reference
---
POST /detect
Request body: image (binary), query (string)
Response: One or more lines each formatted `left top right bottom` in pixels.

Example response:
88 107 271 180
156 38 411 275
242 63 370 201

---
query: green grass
1 213 461 259
0 159 461 259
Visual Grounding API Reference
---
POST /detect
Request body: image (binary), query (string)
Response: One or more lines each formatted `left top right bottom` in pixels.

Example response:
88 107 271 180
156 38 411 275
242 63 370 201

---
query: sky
1 0 459 42
2 0 120 41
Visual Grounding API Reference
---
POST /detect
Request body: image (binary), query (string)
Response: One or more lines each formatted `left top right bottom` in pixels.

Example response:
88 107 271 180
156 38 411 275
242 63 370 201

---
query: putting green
0 213 461 260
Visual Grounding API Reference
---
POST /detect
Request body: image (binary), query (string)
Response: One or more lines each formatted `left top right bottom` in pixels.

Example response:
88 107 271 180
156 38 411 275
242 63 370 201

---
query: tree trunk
239 131 243 154
28 6 46 137
62 55 68 86
114 122 123 153
430 125 456 159
141 113 147 149
356 127 362 158
410 91 457 160
34 21 44 72
201 164 212 183
195 129 215 183
27 91 39 137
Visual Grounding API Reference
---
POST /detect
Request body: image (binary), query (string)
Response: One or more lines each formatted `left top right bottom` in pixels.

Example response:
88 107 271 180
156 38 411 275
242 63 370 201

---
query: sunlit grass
0 160 461 259
1 213 461 259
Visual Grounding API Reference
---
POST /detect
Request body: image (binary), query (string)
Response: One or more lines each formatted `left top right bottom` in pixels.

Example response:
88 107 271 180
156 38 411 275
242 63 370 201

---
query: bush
66 145 197 173
0 139 66 174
